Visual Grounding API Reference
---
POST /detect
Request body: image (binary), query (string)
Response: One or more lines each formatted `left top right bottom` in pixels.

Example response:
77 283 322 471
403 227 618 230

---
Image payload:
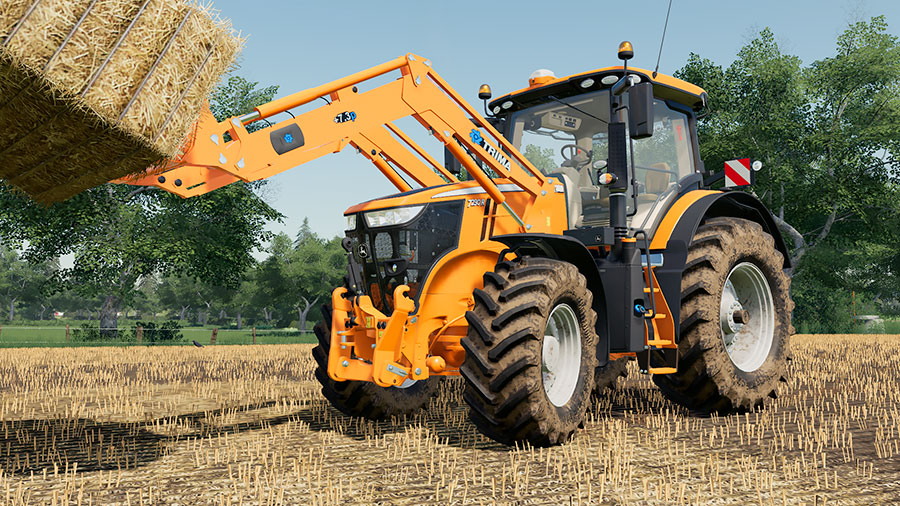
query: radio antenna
653 0 674 79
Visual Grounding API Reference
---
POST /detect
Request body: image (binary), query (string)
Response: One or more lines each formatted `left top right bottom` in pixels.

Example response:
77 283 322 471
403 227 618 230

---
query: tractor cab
488 66 707 237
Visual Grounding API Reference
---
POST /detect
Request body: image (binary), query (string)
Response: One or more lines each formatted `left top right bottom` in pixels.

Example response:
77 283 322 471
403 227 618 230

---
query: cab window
509 90 696 230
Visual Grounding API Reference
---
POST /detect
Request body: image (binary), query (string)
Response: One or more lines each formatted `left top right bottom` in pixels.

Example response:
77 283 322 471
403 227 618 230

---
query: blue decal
284 133 293 144
349 111 357 121
469 129 483 145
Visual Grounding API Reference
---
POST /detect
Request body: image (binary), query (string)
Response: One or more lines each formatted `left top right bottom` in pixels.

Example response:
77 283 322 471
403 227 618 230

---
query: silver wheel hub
719 262 775 372
542 303 582 407
723 300 743 334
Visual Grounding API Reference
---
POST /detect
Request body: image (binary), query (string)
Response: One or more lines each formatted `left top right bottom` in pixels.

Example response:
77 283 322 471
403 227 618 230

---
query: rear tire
653 217 793 411
312 306 442 419
461 257 598 446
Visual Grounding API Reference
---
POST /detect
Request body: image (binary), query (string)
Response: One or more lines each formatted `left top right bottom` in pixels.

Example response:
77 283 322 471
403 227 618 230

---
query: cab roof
489 66 707 114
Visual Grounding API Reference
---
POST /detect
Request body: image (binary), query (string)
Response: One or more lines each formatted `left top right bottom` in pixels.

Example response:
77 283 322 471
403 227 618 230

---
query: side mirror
628 82 654 139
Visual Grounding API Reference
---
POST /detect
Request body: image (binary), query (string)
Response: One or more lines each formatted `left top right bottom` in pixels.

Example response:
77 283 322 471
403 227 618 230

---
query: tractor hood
344 180 525 215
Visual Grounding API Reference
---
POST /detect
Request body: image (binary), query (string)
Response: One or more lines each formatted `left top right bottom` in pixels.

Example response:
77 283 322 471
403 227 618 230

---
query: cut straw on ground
0 334 897 504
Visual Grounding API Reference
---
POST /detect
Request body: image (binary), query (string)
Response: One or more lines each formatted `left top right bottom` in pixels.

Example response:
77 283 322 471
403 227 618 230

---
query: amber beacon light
618 40 634 60
477 84 492 100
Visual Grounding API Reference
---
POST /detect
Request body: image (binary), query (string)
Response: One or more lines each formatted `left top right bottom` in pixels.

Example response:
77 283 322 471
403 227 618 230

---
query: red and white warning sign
724 158 752 187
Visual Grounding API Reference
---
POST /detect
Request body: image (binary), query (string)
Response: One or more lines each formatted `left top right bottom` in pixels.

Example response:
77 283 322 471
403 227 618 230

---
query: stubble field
0 334 897 505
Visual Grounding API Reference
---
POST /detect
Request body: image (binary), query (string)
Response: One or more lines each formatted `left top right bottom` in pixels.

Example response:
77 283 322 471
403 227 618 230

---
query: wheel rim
542 303 582 407
719 262 775 372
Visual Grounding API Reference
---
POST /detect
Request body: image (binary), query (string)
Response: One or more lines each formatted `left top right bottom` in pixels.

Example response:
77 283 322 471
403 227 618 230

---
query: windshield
508 89 696 231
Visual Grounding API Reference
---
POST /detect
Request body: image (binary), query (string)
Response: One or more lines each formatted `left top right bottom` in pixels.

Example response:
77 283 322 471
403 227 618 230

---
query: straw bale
0 0 242 203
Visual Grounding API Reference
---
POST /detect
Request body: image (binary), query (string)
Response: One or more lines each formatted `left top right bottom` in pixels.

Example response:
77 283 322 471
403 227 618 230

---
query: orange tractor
125 43 793 446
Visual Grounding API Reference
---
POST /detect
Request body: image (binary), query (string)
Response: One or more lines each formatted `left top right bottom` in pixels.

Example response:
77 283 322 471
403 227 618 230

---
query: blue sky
208 0 900 249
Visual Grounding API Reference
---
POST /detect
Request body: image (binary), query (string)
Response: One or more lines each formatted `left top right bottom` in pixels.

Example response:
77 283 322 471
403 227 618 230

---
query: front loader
123 42 793 446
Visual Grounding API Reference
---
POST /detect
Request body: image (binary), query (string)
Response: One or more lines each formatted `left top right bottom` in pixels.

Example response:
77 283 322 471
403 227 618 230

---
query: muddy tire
594 357 628 393
461 257 598 446
312 306 442 419
653 217 793 411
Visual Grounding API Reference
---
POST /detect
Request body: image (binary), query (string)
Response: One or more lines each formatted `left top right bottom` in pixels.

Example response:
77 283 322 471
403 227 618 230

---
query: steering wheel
560 144 589 163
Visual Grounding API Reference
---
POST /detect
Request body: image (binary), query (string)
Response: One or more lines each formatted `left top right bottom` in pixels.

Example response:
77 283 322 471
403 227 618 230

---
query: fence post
0 324 2 341
136 326 143 344
252 327 256 345
210 328 218 345
65 324 70 343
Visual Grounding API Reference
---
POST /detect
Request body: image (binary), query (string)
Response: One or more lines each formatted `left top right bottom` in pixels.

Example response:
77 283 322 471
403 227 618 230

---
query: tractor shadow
294 379 510 451
298 378 744 452
1 379 726 477
602 379 761 421
0 400 299 476
297 402 511 451
298 379 705 451
0 389 504 477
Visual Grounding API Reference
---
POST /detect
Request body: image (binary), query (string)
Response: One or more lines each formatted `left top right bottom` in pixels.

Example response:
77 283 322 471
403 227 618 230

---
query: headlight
364 205 425 228
345 214 357 230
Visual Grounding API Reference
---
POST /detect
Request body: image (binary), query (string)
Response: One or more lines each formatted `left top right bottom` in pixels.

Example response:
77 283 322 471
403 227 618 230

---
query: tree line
679 16 900 331
0 16 897 334
0 219 344 330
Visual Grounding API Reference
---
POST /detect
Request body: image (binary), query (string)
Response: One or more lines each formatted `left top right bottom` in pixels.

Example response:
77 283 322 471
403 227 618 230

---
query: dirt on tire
461 256 598 446
653 217 793 411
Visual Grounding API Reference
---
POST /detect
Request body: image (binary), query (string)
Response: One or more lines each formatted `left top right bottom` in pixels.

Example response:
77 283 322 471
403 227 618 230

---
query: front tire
312 306 442 419
653 217 793 411
461 257 598 446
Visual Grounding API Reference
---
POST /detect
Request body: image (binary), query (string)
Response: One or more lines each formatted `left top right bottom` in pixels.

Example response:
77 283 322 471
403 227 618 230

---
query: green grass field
0 325 316 347
0 316 896 348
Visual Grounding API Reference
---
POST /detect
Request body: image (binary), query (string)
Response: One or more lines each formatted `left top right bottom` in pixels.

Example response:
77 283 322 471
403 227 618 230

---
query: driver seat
637 163 673 205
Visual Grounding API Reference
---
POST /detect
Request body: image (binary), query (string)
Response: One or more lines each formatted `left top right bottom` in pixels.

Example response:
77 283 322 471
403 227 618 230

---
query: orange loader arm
118 54 545 225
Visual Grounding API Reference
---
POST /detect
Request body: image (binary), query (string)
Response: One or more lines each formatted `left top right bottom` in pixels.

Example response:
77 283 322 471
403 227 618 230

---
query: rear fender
649 190 791 343
653 191 790 268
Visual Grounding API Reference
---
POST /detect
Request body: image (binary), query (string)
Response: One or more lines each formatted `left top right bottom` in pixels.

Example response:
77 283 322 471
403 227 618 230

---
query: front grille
346 201 463 313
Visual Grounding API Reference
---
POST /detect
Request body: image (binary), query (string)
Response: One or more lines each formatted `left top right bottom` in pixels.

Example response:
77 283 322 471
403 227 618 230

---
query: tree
209 76 280 134
677 17 900 330
126 275 161 320
157 274 203 322
253 232 293 326
47 289 102 321
0 247 54 321
226 274 259 330
522 144 558 174
287 222 345 330
251 220 346 330
0 74 283 336
677 29 809 255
